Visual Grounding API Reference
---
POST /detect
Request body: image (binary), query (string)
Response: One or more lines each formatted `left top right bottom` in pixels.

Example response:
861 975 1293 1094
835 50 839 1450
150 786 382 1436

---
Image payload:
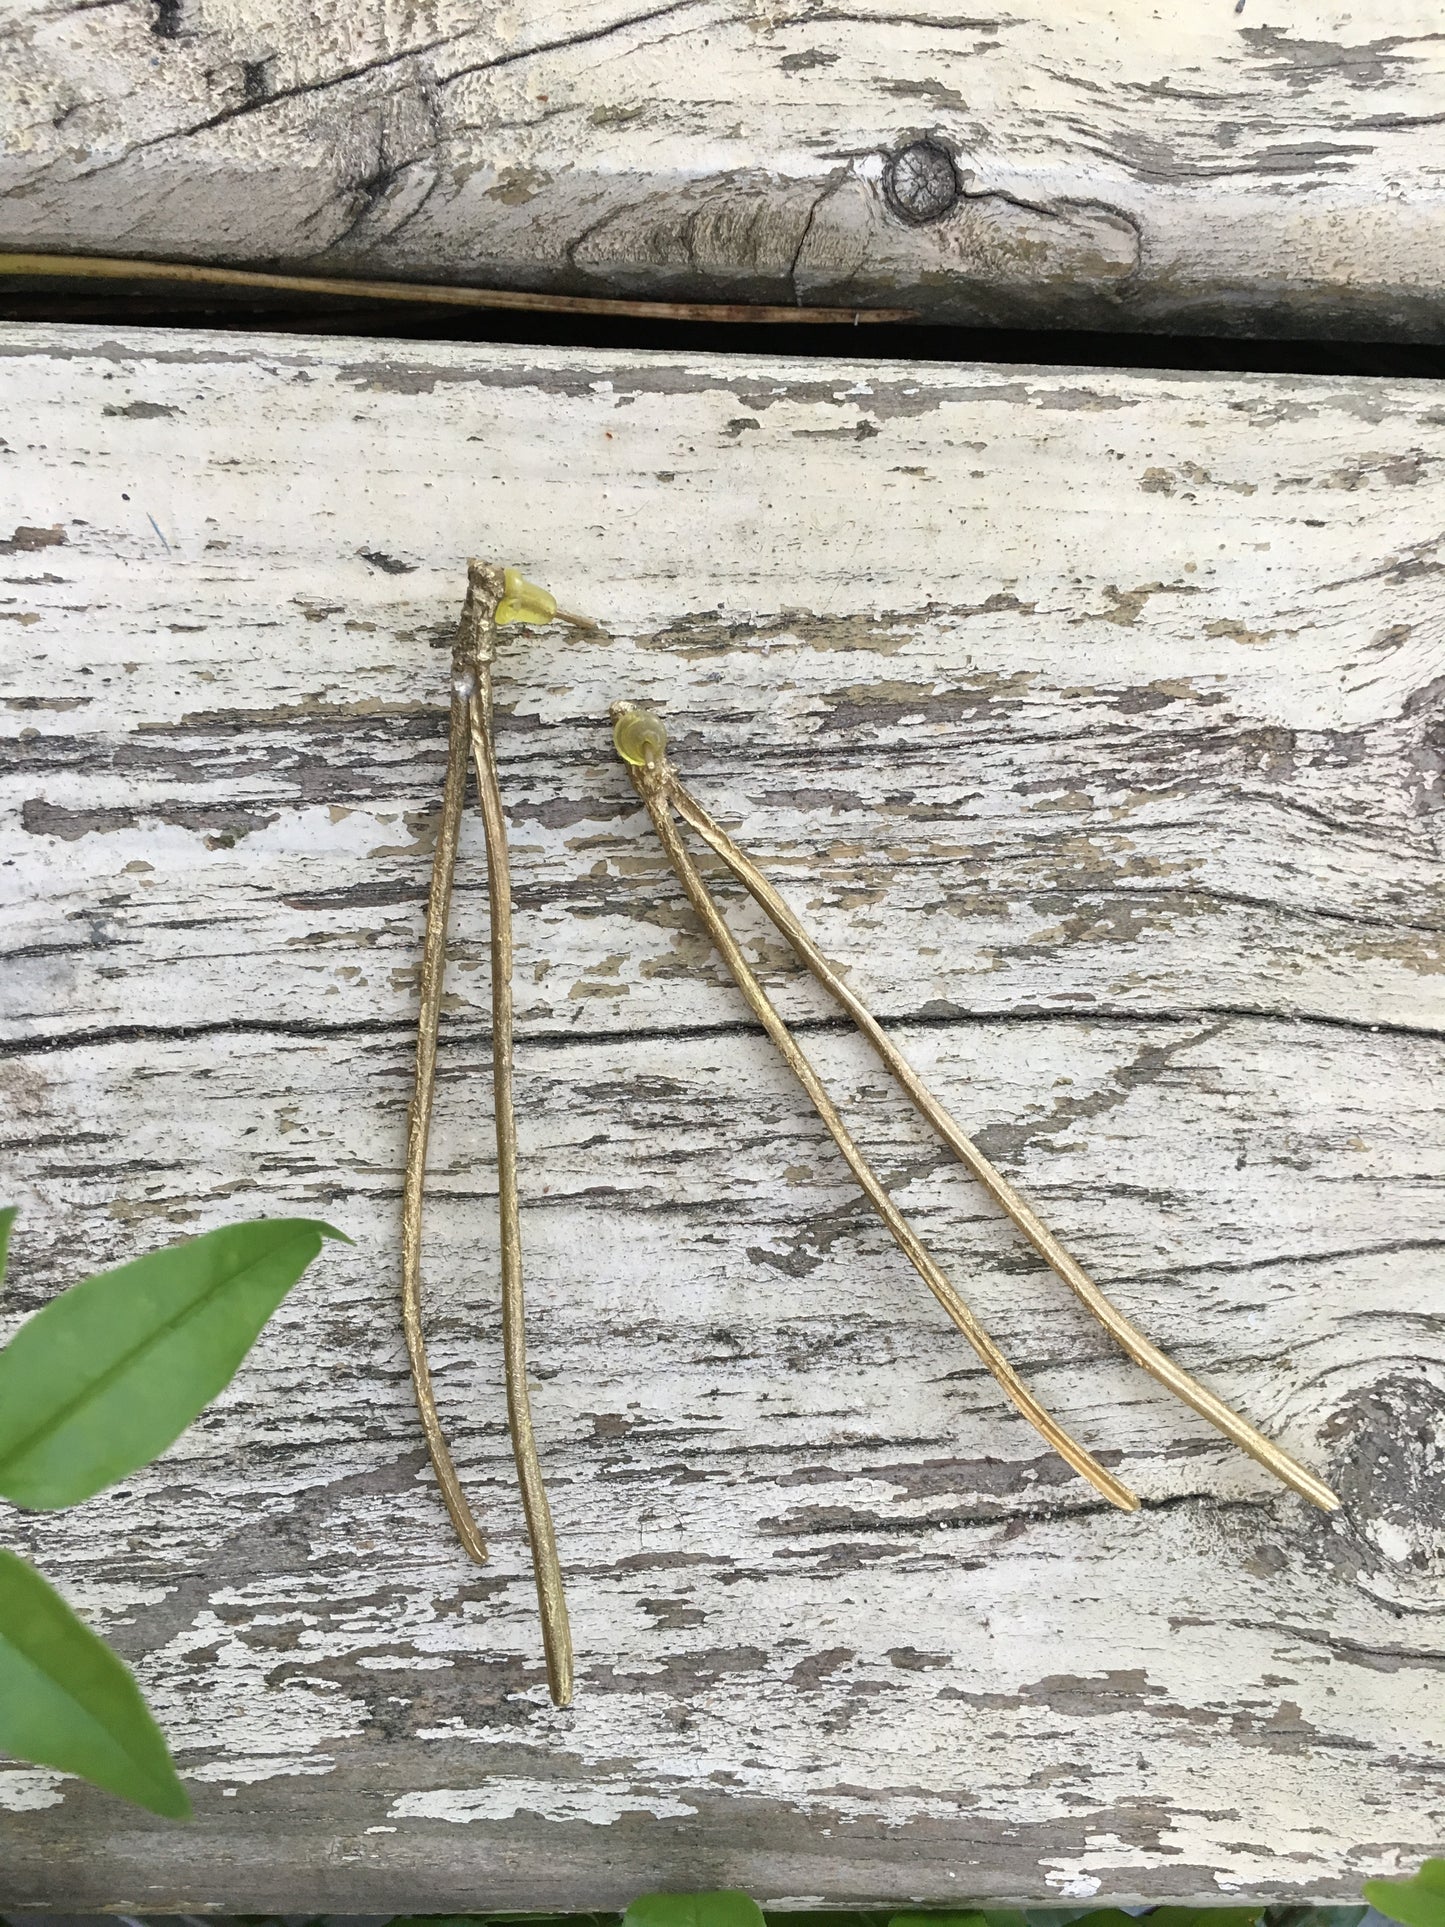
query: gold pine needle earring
611 702 1340 1517
402 561 593 1709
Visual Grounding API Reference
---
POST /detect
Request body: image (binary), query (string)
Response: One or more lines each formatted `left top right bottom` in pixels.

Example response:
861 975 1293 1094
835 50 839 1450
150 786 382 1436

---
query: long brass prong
618 734 1139 1514
667 768 1340 1515
401 561 574 1706
401 652 489 1564
466 665 574 1708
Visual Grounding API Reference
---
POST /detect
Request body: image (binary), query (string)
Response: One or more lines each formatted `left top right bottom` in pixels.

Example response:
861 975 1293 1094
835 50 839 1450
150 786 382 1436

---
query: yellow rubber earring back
614 707 668 768
495 567 559 627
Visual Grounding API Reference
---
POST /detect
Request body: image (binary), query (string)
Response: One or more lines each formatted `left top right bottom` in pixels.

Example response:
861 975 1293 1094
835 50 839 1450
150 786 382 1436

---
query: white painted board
0 325 1441 1909
1 7 1444 335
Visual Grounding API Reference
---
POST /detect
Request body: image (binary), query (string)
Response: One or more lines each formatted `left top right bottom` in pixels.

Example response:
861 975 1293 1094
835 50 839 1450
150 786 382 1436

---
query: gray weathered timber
0 325 1442 1909
1 6 1445 338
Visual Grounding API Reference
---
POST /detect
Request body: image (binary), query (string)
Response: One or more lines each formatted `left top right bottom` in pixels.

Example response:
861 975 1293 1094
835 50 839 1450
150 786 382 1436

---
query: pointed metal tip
555 606 599 632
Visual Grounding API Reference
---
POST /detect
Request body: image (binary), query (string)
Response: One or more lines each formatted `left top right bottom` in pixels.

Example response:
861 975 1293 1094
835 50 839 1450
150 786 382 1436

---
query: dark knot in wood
883 140 960 225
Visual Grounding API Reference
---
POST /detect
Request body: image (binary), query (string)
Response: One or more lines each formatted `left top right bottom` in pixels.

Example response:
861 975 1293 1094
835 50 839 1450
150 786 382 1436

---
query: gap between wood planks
1 252 1444 379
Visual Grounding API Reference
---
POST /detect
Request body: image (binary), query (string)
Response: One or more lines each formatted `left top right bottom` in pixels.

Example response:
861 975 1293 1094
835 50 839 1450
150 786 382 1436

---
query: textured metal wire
402 562 574 1706
615 705 1340 1516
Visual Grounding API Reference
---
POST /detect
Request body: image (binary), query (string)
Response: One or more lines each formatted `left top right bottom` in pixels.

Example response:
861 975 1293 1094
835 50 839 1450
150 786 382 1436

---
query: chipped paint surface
0 9 1443 334
0 327 1442 1909
0 1769 67 1813
389 1781 702 1825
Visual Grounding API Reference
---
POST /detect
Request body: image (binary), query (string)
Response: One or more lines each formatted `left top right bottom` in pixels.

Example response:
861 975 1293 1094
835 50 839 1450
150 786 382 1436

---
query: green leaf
0 1205 15 1290
1149 1911 1263 1927
0 1217 347 1508
1365 1863 1445 1927
386 1919 623 1927
1025 1915 1135 1927
891 1913 1023 1927
0 1546 189 1817
624 1894 766 1927
1022 1912 1110 1927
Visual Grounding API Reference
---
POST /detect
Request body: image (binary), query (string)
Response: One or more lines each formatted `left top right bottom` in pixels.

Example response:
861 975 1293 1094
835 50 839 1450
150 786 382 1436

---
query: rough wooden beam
0 325 1441 1909
1 7 1444 337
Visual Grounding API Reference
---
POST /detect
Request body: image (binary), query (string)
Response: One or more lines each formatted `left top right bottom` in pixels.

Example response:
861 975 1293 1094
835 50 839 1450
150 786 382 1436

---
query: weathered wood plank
1 6 1444 337
0 325 1442 1909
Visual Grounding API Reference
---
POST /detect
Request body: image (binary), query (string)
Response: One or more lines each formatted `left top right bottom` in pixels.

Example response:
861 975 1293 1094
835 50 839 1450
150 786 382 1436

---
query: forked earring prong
401 561 579 1708
611 701 1340 1517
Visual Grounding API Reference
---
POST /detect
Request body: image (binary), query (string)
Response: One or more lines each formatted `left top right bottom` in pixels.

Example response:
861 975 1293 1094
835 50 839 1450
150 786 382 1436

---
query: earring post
401 647 489 1565
401 562 575 1707
613 702 1340 1516
614 705 1138 1514
670 783 1340 1514
466 640 574 1708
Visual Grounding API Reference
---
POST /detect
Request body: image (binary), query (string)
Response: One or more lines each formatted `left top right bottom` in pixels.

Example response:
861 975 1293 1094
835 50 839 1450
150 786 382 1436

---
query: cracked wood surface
2 4 1445 337
0 323 1443 1908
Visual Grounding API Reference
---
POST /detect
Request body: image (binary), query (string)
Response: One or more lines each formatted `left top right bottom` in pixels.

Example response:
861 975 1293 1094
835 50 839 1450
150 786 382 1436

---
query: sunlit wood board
0 323 1441 1910
2 5 1444 337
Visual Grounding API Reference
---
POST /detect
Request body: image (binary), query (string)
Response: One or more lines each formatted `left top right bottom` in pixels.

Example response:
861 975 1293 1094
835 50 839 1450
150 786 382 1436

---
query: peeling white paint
390 1781 700 1826
187 1755 341 1785
1048 1873 1103 1900
0 1769 67 1813
356 1655 456 1671
1372 1520 1413 1564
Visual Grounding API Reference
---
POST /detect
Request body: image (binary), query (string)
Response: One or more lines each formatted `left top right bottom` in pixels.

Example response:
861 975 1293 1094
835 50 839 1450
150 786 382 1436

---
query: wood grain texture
1 4 1445 337
0 323 1442 1909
